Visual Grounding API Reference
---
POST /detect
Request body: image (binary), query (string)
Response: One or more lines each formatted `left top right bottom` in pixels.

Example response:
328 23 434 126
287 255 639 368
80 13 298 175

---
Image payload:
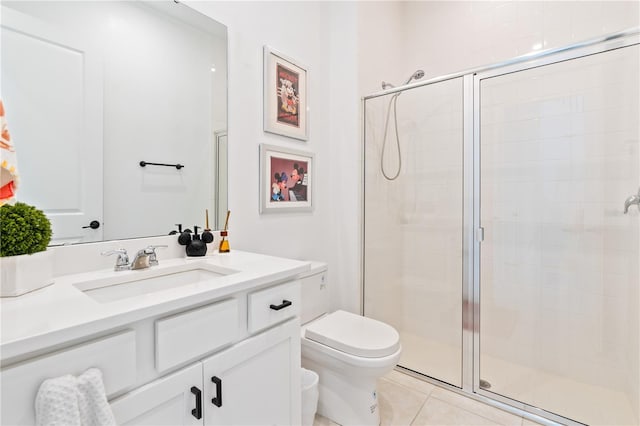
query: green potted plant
0 202 54 296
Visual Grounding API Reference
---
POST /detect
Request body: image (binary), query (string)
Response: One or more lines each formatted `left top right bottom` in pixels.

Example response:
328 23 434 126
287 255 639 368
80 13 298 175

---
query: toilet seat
304 310 400 358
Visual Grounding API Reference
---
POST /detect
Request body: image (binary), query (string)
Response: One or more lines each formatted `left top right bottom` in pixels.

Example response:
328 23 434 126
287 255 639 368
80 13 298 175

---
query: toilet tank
299 261 329 324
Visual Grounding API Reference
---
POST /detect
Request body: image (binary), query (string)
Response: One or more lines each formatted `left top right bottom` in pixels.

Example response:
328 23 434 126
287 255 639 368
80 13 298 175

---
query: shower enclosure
363 30 639 425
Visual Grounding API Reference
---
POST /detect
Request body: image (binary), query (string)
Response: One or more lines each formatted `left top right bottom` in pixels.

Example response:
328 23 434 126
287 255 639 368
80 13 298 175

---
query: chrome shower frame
361 27 640 426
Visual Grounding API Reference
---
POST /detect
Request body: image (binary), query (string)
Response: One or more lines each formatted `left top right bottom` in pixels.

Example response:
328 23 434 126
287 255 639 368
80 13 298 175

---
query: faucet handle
145 244 168 251
101 249 130 271
623 186 640 214
145 245 168 266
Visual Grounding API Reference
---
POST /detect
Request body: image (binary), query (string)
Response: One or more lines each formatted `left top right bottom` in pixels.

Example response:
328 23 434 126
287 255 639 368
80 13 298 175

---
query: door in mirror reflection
1 7 103 244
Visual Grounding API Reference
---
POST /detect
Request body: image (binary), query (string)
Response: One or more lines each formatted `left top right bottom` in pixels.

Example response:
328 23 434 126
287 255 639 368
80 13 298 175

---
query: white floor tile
313 414 339 426
429 387 523 426
315 371 556 426
378 378 430 426
412 397 511 426
384 369 437 396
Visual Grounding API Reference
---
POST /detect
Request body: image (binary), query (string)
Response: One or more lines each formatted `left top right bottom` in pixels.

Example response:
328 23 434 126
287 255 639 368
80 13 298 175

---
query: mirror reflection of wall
214 131 228 230
0 1 227 244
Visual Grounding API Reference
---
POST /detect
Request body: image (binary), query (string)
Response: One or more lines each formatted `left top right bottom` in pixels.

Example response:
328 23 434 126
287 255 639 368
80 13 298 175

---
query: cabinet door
110 363 203 426
202 319 301 425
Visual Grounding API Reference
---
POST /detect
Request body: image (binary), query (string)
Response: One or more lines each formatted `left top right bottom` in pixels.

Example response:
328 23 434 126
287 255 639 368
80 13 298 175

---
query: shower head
404 69 425 85
381 70 425 90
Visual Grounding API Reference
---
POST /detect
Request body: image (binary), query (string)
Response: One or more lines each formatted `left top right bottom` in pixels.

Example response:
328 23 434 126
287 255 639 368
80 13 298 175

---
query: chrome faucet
101 249 130 271
101 245 167 271
623 187 640 214
130 249 152 270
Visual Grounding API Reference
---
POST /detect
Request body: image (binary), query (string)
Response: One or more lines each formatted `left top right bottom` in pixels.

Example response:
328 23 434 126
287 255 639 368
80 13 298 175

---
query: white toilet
299 262 402 426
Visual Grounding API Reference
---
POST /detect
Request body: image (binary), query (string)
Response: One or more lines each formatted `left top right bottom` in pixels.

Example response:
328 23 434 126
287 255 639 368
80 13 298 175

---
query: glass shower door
363 78 465 387
478 44 639 425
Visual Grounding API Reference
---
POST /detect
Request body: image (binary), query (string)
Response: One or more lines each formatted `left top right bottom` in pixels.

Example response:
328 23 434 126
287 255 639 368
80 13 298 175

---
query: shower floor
481 354 638 426
398 331 638 425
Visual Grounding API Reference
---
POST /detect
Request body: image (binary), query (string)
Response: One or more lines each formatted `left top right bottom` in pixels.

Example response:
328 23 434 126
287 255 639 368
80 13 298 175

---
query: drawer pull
211 376 222 407
269 300 292 311
190 386 202 419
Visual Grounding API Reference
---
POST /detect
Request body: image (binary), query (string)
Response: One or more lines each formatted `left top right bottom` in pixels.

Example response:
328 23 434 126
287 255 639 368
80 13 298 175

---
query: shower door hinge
476 227 484 242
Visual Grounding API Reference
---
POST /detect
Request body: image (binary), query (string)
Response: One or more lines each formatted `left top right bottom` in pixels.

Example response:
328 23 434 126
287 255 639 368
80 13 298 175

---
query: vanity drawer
155 298 240 372
248 280 301 334
1 330 136 426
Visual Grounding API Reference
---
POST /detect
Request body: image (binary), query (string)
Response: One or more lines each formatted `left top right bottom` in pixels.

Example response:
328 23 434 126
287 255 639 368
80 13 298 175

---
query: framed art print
263 46 308 141
260 144 313 213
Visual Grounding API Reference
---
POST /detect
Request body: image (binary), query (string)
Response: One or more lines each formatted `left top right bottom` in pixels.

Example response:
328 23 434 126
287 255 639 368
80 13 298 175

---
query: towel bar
139 161 184 170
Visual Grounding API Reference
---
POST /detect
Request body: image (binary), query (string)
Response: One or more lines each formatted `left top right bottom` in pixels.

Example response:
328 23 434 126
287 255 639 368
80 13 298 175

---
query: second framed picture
260 144 313 213
263 46 308 141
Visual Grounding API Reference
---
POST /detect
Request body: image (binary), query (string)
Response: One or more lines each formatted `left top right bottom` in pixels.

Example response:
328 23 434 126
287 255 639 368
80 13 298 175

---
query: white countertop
0 250 310 362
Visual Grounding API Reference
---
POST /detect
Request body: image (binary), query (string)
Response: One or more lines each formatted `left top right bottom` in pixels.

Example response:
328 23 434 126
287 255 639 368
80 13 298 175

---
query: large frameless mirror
1 0 228 244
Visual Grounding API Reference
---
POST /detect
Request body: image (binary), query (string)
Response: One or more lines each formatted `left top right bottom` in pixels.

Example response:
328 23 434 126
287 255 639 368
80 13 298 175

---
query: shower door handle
623 187 640 214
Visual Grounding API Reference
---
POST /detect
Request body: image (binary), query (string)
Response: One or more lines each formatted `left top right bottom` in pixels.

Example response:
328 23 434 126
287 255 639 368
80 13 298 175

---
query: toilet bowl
299 263 401 426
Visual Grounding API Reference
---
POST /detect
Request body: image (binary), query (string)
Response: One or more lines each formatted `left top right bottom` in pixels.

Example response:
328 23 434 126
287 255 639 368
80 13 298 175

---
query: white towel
35 368 116 426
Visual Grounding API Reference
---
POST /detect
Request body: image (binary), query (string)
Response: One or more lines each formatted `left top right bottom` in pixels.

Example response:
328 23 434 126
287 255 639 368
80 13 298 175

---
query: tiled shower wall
479 44 639 424
364 78 464 386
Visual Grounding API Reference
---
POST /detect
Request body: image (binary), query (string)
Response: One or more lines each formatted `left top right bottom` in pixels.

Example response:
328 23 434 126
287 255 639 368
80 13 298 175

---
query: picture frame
263 46 308 141
260 144 313 213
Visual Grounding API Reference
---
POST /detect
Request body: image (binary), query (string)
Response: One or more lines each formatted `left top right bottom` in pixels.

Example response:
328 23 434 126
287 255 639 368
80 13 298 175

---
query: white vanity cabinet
0 330 137 425
0 274 303 426
110 363 204 426
110 319 300 426
110 280 302 426
202 319 300 426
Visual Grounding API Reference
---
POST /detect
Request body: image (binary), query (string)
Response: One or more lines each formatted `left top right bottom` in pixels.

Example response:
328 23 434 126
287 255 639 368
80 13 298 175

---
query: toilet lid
304 310 400 358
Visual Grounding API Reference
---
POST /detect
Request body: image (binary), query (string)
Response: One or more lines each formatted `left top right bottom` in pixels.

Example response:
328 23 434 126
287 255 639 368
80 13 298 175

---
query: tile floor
314 370 545 426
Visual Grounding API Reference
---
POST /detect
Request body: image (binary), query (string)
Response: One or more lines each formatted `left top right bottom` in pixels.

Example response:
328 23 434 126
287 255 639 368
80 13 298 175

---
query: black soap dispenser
185 225 207 257
177 227 193 246
169 223 183 235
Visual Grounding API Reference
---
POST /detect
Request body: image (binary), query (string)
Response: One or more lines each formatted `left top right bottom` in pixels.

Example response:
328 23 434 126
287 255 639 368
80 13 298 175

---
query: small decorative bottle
219 230 230 253
219 210 231 253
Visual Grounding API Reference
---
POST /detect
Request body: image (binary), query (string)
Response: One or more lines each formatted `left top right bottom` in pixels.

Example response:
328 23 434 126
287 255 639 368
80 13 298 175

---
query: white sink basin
74 264 237 303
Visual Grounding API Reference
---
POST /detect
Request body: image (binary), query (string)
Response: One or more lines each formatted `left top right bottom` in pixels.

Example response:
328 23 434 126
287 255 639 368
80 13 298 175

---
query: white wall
327 2 360 313
360 1 640 92
356 2 406 97
185 1 361 313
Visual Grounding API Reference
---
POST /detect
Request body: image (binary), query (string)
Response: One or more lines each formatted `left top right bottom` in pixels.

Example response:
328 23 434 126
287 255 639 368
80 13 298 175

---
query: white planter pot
1 250 55 297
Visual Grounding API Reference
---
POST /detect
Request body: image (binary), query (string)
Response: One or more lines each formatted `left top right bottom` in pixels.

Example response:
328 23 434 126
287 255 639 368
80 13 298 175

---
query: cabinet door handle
211 376 222 407
190 386 202 419
269 300 292 311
